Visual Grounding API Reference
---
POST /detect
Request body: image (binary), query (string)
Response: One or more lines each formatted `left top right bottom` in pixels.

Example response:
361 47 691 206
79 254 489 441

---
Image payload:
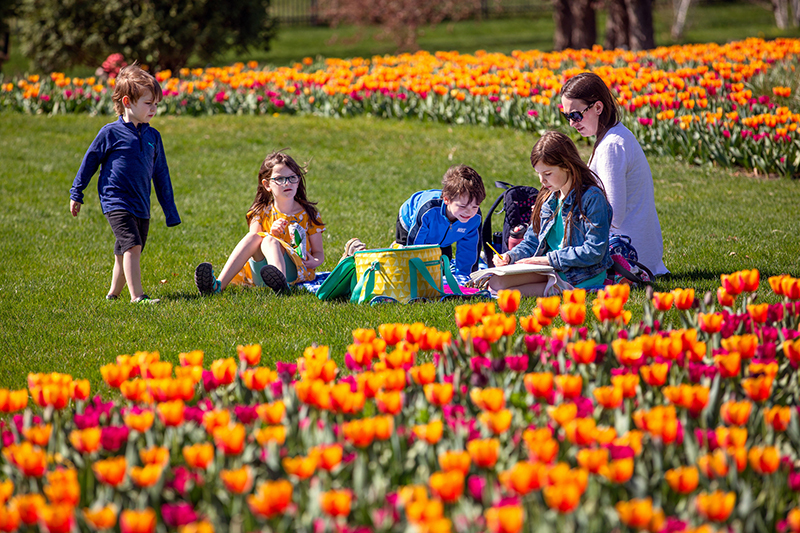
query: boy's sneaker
195 262 221 294
260 265 290 294
132 294 160 304
106 294 119 300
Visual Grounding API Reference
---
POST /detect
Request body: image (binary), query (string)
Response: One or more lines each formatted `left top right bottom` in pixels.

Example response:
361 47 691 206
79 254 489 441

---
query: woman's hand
516 256 551 266
270 218 288 237
493 253 510 267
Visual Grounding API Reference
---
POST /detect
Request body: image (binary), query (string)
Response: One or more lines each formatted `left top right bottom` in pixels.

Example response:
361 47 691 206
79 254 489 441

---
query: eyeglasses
560 102 595 123
270 174 301 185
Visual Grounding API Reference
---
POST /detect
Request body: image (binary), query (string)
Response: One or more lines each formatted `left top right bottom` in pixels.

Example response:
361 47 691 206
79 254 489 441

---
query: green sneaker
132 294 160 304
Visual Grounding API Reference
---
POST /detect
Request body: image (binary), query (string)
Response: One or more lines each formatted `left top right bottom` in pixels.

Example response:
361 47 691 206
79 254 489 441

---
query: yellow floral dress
229 204 325 287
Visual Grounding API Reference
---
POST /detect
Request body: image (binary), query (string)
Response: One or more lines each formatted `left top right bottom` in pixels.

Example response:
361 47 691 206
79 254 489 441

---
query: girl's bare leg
261 235 286 273
109 254 126 297
488 273 550 297
217 232 265 289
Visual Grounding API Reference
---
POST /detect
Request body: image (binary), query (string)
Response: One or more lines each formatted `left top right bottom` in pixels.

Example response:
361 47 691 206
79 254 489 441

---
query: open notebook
470 263 572 296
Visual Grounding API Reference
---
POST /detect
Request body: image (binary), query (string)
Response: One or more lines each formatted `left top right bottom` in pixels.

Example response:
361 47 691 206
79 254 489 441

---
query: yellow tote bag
350 245 461 304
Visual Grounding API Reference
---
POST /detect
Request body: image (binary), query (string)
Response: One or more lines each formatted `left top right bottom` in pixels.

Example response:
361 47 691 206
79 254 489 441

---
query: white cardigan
589 123 669 276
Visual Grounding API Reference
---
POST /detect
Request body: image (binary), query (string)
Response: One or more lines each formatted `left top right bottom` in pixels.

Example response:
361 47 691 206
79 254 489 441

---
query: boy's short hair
112 62 164 116
441 164 486 205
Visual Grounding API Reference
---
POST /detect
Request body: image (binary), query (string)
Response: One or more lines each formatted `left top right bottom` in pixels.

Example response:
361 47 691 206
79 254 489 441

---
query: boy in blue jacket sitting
395 165 486 283
69 63 181 303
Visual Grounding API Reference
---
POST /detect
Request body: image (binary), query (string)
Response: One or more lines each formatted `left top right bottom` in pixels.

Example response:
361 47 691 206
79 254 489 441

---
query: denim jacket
506 185 613 286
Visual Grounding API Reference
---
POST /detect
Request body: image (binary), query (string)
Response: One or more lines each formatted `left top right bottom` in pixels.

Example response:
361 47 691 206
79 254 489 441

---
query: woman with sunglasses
560 72 668 276
194 150 325 295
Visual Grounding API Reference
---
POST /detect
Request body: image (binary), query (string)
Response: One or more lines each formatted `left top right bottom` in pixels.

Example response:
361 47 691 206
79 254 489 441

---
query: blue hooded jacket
398 189 482 280
70 117 181 227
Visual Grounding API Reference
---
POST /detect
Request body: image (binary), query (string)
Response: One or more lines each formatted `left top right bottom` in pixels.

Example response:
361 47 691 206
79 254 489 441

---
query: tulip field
1 269 800 532
1 38 800 177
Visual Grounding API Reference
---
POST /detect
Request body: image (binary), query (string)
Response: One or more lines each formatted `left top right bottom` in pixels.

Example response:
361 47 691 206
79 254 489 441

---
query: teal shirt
546 197 607 289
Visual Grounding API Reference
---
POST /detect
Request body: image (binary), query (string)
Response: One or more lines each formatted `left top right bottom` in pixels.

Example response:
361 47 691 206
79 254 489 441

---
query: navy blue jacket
70 117 181 227
398 189 481 280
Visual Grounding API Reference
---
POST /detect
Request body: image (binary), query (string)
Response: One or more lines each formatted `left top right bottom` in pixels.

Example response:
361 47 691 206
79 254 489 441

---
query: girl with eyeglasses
560 72 668 277
194 150 325 295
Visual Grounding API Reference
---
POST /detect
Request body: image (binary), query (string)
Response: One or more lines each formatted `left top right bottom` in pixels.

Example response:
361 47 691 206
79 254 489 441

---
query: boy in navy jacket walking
69 63 181 303
395 165 486 283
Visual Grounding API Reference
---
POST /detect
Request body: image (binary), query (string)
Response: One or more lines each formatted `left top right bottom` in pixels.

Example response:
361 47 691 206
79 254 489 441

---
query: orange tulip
639 362 669 387
92 456 127 486
785 509 800 533
555 374 583 400
236 344 261 366
424 383 454 406
576 448 609 474
716 286 736 307
612 338 645 367
485 504 524 533
560 302 586 326
600 457 634 483
652 292 674 311
548 402 578 427
739 269 760 292
248 479 293 519
22 424 52 446
593 385 623 409
213 423 246 455
716 426 748 448
748 445 780 474
157 399 185 426
241 367 275 391
139 446 169 467
616 498 655 529
478 409 513 435
0 480 12 505
526 437 559 464
413 420 445 444
254 425 287 446
379 323 408 346
567 339 596 364
467 438 500 468
665 466 699 494
519 315 542 333
721 273 744 296
310 444 343 471
406 498 444 523
203 409 231 435
220 465 253 494
698 449 730 478
671 288 695 310
537 296 561 318
256 400 285 425
0 389 28 413
698 312 724 334
100 364 132 388
119 508 157 533
124 410 155 433
524 372 554 400
497 289 521 313
782 338 800 365
470 387 506 412
714 352 741 379
720 400 752 426
439 450 471 475
3 442 47 477
183 443 214 469
563 289 586 304
282 455 318 480
321 490 352 517
83 505 118 530
429 470 464 503
543 481 582 513
611 374 639 398
179 350 204 367
44 468 80 506
0 504 20 532
742 375 773 402
409 363 437 385
71 379 91 401
130 464 163 487
696 490 736 522
564 417 597 446
210 358 237 385
499 461 545 494
376 390 403 415
764 405 791 432
329 383 365 415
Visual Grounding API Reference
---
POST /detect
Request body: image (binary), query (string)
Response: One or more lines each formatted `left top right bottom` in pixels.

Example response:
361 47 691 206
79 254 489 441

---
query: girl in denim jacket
492 131 613 295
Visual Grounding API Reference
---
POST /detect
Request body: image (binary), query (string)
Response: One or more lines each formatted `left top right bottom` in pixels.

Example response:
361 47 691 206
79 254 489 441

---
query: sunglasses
270 174 301 185
560 102 596 123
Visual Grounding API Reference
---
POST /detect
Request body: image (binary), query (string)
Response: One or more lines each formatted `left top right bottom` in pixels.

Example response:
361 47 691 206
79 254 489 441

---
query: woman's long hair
246 150 321 226
560 72 621 163
529 131 607 244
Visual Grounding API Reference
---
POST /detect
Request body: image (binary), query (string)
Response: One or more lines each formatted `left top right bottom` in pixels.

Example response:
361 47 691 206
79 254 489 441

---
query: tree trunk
772 0 789 29
625 0 655 50
671 0 693 40
790 0 799 26
570 0 596 50
553 0 573 50
605 0 630 50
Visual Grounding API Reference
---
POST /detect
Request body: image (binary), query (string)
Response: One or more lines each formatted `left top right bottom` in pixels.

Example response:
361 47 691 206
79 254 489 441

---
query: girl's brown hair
529 131 606 243
559 72 621 163
246 150 321 225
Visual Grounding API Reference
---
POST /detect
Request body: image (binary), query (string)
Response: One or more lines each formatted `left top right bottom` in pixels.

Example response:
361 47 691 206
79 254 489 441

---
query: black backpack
480 181 539 264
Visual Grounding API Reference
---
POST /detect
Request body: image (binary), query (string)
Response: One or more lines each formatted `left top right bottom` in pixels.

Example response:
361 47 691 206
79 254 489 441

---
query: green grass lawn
3 1 799 77
1 113 799 392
